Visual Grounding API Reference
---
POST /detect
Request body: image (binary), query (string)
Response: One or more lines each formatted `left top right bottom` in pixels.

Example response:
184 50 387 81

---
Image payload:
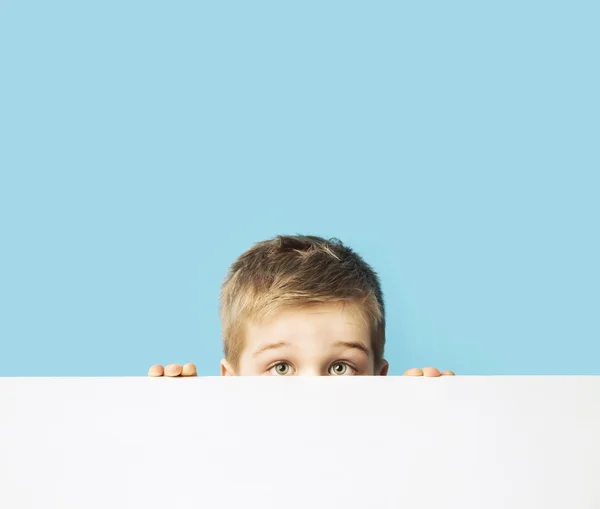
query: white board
1 376 599 508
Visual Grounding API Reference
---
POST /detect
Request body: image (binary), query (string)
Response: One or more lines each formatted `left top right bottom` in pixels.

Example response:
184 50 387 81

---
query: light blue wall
1 1 598 376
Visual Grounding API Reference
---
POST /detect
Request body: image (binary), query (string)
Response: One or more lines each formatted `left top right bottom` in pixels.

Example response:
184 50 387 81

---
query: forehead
244 302 370 340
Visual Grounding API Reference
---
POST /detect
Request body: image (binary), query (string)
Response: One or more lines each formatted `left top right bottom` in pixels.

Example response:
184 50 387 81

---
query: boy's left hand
403 367 454 377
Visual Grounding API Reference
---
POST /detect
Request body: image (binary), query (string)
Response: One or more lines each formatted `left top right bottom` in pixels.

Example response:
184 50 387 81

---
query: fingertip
164 364 183 377
422 366 441 377
148 364 164 377
441 370 455 376
403 367 423 376
182 363 197 377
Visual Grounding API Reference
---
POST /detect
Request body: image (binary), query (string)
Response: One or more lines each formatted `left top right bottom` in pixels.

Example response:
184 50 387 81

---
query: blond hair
219 235 386 369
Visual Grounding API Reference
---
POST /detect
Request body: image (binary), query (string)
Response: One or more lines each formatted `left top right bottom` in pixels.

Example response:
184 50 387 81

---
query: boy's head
219 235 388 376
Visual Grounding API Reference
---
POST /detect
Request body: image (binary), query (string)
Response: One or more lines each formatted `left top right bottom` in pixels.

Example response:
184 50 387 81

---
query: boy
148 235 454 377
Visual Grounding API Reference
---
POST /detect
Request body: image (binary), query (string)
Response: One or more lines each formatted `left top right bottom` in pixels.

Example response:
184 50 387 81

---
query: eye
329 362 354 376
268 362 294 376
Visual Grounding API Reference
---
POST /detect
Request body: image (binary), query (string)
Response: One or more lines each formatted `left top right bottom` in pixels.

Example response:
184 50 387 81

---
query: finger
403 367 423 376
182 363 197 377
148 364 164 377
441 370 455 376
422 366 441 377
164 364 183 377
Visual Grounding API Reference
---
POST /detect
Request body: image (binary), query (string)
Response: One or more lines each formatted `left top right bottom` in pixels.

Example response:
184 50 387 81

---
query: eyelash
330 361 357 375
267 361 294 375
266 360 357 375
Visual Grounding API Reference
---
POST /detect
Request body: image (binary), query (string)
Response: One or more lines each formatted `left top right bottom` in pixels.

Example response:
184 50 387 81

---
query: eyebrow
251 340 371 358
333 341 370 356
252 341 291 357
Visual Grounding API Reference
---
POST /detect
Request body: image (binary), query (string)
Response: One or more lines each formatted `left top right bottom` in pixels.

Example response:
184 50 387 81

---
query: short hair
219 235 385 369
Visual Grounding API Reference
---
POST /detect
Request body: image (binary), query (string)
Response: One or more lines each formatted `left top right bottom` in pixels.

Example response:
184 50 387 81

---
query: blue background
1 1 598 376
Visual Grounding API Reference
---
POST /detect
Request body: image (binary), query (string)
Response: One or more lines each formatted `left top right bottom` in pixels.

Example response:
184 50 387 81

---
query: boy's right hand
148 363 197 377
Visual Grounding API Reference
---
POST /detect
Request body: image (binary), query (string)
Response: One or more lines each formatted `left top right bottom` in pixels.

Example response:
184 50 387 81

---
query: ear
220 358 236 376
378 359 389 376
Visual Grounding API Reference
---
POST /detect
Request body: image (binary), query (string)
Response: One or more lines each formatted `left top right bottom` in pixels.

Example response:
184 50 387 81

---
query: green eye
272 363 291 375
329 362 350 376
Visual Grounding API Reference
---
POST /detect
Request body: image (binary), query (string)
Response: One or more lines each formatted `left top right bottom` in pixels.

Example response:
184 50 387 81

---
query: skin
148 303 455 378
